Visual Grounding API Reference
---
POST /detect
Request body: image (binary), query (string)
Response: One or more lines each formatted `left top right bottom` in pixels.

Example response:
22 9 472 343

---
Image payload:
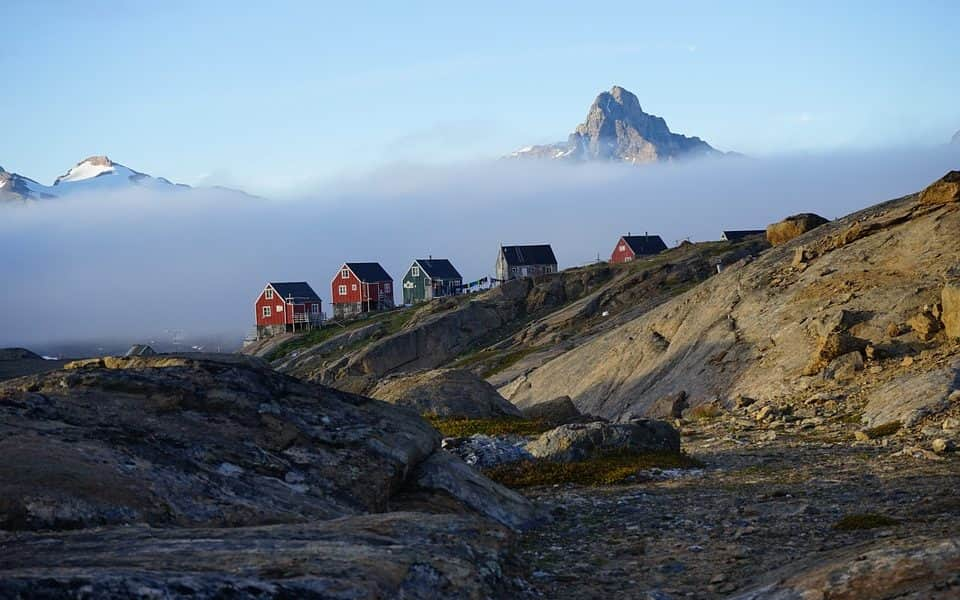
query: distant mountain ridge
953 130 959 145
510 86 723 164
0 156 253 203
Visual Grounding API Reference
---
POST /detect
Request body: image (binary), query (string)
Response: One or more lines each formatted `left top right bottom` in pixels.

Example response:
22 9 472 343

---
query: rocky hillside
263 237 767 394
503 173 960 426
509 86 722 163
0 354 542 596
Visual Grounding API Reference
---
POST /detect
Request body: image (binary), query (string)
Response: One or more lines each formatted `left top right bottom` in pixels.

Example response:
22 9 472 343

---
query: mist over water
2 146 958 355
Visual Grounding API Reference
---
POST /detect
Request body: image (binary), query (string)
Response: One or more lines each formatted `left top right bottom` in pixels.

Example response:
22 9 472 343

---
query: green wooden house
402 258 463 305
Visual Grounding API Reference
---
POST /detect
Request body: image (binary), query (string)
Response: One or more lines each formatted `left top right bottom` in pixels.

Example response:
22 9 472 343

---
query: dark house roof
722 230 766 241
269 282 321 302
500 244 557 267
414 258 462 280
345 262 392 282
621 234 668 255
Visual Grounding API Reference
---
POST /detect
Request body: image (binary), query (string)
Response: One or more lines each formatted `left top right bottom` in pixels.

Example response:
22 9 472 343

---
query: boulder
526 420 680 463
370 368 522 418
824 351 864 381
766 213 829 246
907 310 941 341
521 395 582 424
918 170 960 206
943 281 960 339
441 434 533 469
803 331 868 376
648 390 689 419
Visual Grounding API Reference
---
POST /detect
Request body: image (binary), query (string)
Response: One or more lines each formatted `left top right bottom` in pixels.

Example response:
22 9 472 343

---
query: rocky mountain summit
510 86 721 163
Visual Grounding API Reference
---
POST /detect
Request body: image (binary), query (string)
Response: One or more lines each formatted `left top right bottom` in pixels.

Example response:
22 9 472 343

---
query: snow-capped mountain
52 155 186 193
510 85 723 164
0 166 56 202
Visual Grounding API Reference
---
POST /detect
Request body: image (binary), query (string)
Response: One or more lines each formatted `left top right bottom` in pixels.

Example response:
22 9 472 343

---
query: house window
341 269 350 279
351 283 357 291
411 266 420 277
265 288 274 300
276 304 284 312
384 283 391 293
619 244 626 252
338 285 347 296
262 306 271 317
311 303 320 314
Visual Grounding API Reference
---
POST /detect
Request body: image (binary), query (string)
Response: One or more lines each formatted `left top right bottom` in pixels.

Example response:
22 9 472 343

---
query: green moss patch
426 416 553 438
267 308 415 362
484 450 703 488
833 513 899 531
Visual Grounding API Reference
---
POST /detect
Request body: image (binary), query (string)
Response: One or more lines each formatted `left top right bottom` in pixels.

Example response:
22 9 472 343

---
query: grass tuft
483 450 703 488
833 513 899 531
426 416 554 438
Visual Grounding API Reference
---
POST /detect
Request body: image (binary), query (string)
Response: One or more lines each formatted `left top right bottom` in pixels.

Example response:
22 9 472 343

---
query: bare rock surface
918 170 960 206
503 177 960 423
0 356 537 596
370 368 522 418
862 360 960 427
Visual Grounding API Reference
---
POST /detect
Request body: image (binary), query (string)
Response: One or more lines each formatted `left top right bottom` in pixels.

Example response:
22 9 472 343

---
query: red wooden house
610 233 668 264
255 281 323 338
331 262 394 319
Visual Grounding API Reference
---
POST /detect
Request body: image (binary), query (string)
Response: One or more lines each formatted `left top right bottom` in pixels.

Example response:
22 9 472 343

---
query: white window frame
384 282 392 293
311 303 320 314
276 304 284 312
411 266 420 277
338 284 347 296
262 306 271 317
341 269 350 279
265 288 274 300
351 283 357 291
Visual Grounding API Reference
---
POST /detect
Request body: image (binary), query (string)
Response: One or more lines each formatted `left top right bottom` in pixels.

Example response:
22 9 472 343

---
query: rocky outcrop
0 356 540 596
526 420 679 463
510 86 721 164
732 537 960 600
918 170 960 206
370 368 522 418
765 213 829 246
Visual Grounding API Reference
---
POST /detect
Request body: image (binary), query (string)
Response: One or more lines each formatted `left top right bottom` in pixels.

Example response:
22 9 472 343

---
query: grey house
402 258 463 305
495 244 558 282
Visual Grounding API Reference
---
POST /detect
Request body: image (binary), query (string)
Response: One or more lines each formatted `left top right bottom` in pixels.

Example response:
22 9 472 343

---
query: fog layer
2 147 957 353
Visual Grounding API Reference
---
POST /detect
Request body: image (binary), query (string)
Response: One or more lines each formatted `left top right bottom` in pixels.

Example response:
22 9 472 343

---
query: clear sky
3 0 958 194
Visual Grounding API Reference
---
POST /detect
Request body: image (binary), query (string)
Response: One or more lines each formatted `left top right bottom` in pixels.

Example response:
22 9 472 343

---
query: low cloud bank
2 146 957 354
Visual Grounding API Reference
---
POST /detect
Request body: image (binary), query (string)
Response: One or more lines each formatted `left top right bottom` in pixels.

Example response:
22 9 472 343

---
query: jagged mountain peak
510 85 722 164
0 165 56 202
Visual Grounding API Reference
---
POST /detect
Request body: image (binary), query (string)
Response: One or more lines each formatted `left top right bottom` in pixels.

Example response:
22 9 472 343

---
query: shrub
483 450 703 488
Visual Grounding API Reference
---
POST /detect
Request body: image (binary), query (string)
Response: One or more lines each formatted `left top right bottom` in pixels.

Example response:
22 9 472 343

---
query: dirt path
519 421 960 598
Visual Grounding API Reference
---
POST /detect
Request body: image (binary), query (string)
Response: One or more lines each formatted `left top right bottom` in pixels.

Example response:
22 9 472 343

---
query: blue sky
3 0 958 194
